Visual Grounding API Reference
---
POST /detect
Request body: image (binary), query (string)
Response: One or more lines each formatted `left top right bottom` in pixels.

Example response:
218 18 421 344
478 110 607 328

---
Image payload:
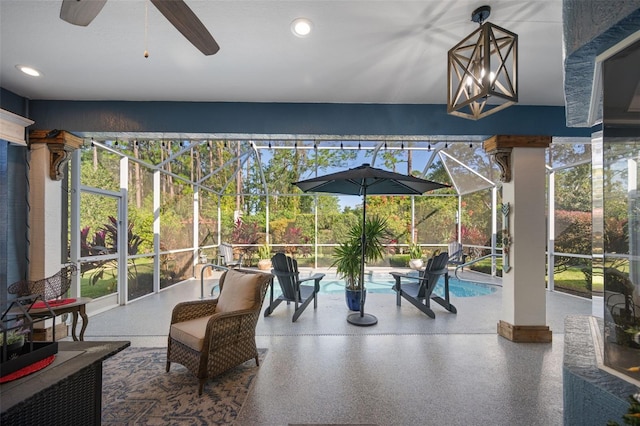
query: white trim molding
0 108 34 146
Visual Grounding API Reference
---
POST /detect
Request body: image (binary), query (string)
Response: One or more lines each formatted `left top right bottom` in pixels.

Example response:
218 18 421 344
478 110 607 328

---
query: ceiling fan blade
60 0 107 26
150 0 220 55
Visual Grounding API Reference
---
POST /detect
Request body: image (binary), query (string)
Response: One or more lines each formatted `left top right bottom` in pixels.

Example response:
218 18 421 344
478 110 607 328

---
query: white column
484 135 552 342
28 143 63 280
502 147 548 326
28 131 83 281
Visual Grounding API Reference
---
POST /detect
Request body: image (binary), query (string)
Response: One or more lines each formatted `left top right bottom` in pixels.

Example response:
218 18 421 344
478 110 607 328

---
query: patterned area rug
102 347 266 425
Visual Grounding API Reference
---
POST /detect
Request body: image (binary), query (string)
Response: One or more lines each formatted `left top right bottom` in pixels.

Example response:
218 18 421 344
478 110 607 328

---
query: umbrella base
346 312 378 326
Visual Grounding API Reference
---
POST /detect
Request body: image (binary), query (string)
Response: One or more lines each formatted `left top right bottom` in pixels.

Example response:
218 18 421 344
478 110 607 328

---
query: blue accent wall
2 86 591 137
0 88 29 118
22 99 590 137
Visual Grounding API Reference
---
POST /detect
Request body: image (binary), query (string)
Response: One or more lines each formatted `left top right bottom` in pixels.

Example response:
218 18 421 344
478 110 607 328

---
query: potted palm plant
332 215 389 310
257 243 272 270
408 243 423 270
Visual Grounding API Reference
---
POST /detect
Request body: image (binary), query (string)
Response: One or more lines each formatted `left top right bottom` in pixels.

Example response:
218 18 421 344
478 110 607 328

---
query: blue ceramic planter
345 288 366 311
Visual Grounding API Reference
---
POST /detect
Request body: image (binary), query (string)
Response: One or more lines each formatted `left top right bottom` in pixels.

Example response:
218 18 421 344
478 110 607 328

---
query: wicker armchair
166 268 272 395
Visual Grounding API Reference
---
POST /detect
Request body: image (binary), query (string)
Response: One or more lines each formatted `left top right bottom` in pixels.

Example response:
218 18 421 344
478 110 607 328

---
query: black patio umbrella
294 163 450 326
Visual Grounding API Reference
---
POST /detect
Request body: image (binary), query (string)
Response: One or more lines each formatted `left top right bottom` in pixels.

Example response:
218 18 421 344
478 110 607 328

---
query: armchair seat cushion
170 315 213 351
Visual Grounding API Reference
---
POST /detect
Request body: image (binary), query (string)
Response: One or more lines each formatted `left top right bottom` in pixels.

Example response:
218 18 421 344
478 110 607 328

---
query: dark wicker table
0 340 130 425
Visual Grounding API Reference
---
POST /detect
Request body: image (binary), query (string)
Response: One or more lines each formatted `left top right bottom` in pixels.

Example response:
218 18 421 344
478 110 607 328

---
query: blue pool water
303 272 496 298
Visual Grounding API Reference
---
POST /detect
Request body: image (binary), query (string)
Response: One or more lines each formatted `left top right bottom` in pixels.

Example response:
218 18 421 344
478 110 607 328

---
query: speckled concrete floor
80 270 592 425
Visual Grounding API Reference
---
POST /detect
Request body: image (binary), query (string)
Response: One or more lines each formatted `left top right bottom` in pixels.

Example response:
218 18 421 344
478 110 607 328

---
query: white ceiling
1 0 565 106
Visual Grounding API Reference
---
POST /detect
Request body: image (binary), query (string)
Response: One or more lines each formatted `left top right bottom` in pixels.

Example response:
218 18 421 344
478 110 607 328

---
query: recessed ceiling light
16 65 42 77
291 18 312 37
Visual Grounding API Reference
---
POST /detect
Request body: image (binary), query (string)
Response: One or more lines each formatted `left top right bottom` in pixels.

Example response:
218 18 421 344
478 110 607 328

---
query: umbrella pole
347 189 378 326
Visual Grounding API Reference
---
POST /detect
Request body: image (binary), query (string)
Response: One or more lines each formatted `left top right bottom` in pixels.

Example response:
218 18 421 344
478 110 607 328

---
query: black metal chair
390 252 457 318
264 253 325 322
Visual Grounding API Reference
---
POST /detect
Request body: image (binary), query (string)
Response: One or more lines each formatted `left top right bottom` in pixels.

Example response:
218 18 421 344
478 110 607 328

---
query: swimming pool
299 272 497 298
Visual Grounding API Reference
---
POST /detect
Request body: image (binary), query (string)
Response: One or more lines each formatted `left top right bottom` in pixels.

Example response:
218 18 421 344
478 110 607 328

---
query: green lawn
80 267 118 298
553 267 600 296
80 259 156 299
470 258 594 298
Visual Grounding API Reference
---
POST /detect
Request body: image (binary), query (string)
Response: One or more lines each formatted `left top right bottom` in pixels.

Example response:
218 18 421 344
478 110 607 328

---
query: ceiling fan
60 0 220 55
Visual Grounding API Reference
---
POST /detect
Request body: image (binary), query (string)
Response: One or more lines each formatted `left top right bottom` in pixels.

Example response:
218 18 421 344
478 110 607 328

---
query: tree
555 163 591 211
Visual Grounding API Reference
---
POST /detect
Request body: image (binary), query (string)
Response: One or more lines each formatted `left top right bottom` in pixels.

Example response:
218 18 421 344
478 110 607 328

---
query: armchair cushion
215 269 261 313
170 315 213 351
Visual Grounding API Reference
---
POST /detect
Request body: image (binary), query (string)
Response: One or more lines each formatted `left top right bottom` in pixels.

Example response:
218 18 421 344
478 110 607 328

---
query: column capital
483 135 551 182
483 135 552 151
29 130 83 181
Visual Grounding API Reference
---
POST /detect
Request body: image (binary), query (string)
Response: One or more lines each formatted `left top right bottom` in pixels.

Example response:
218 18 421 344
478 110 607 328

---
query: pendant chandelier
447 5 518 120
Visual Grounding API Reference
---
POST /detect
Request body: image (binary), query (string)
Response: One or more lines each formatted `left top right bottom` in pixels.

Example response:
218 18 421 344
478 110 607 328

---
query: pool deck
82 268 593 425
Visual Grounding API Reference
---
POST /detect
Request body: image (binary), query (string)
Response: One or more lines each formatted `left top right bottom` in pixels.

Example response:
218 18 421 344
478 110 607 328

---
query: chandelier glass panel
447 12 518 120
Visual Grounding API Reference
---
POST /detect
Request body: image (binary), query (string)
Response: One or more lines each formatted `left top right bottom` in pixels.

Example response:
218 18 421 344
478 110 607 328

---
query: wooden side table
28 297 93 341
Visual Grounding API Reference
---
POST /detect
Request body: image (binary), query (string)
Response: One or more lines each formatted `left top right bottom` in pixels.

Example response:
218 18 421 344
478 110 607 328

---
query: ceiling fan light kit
447 5 518 120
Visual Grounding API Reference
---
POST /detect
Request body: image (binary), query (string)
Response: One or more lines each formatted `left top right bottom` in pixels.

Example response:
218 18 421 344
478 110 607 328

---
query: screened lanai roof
84 134 504 197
